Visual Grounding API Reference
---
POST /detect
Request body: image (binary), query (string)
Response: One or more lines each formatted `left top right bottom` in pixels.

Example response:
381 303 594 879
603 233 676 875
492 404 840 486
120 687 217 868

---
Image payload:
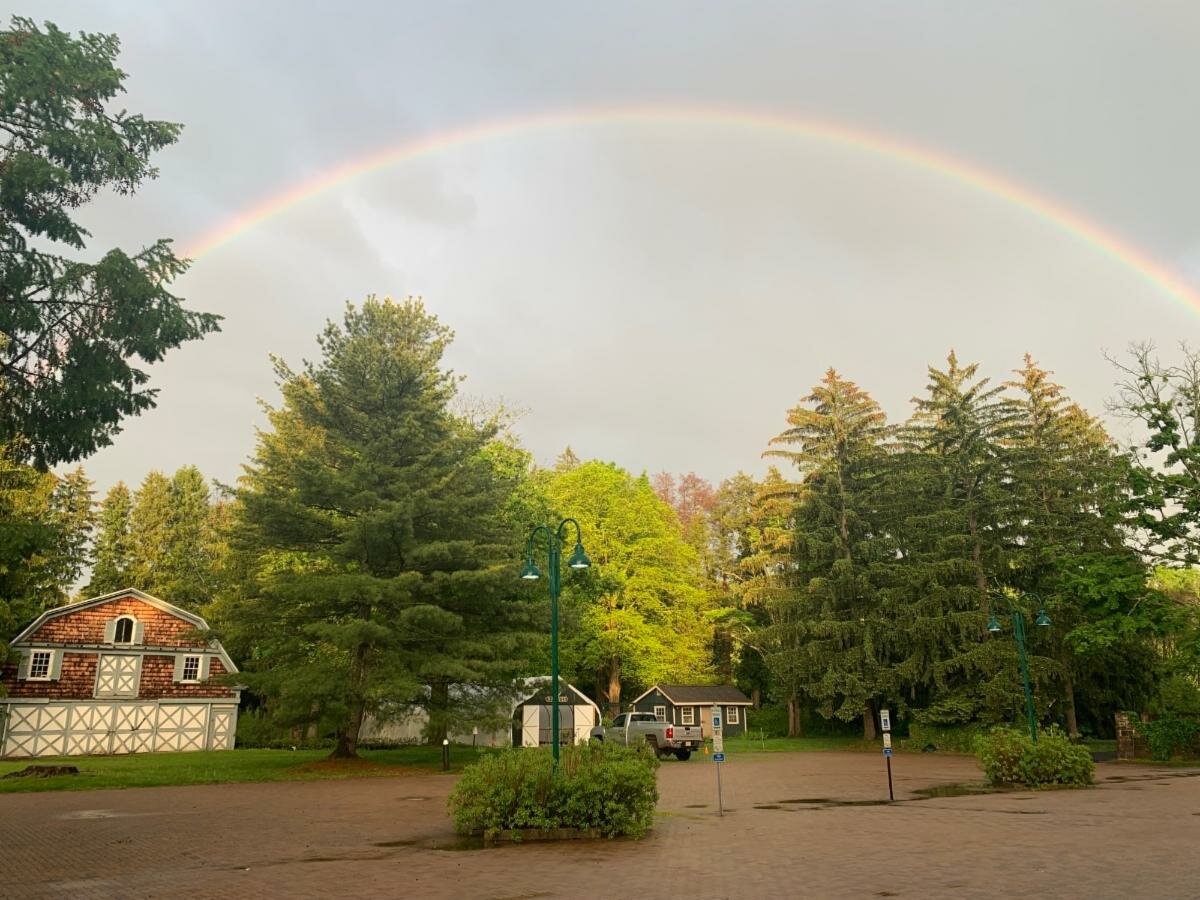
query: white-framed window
727 705 740 725
113 616 135 644
681 706 695 725
181 655 201 683
28 650 53 680
653 705 666 722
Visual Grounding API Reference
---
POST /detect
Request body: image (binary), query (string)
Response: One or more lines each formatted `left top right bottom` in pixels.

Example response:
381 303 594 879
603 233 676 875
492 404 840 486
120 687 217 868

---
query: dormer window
113 616 135 644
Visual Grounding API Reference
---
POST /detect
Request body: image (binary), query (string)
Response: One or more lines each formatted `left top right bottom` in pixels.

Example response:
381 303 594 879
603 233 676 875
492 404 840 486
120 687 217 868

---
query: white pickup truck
589 711 703 760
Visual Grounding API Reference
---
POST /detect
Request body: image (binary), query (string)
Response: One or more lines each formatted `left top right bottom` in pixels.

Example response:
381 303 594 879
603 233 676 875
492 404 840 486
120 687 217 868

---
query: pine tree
227 297 528 757
88 482 134 595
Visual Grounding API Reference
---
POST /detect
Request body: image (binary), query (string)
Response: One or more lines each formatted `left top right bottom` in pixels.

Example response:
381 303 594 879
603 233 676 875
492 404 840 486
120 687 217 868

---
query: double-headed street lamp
986 590 1051 743
521 519 590 764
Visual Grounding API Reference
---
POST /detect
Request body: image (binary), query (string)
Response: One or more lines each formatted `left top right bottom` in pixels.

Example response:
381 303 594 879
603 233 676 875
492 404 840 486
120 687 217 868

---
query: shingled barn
0 589 241 758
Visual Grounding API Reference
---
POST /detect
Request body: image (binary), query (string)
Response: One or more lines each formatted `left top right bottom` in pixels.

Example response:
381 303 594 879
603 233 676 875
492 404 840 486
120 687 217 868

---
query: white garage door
2 702 233 758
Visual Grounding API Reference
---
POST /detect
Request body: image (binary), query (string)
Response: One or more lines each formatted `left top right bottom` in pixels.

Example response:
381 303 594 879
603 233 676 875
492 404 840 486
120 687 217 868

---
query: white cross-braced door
95 655 140 698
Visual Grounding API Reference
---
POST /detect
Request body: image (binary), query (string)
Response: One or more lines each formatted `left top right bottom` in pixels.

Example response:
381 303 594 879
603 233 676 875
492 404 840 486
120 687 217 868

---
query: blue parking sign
713 752 725 762
883 747 892 757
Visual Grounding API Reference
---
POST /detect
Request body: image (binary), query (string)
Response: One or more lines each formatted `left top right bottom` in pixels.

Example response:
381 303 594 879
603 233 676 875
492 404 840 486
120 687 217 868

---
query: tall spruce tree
228 297 527 757
88 482 134 595
765 369 892 738
879 351 1020 726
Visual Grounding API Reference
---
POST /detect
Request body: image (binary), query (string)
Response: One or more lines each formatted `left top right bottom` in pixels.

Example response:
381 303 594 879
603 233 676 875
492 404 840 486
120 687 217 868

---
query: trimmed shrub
976 727 1093 787
1134 716 1200 761
447 742 659 840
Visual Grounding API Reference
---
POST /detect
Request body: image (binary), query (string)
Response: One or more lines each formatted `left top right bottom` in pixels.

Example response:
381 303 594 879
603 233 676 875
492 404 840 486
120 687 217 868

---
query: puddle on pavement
912 783 1000 799
394 796 433 802
373 835 488 851
683 803 708 808
753 804 783 810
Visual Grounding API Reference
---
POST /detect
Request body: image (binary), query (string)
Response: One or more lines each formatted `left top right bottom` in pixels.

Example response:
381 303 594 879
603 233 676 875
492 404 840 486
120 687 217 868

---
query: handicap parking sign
713 752 725 762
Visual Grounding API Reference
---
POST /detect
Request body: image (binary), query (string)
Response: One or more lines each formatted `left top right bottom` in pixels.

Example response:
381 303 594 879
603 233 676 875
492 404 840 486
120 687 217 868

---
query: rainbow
184 105 1200 312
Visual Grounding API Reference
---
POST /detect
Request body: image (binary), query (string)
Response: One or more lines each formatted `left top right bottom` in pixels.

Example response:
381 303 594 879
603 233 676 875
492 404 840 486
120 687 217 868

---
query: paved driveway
3 752 1198 898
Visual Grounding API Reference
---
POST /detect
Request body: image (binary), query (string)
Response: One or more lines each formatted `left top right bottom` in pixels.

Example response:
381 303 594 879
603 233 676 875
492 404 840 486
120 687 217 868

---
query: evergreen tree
878 351 1019 727
88 482 134 595
227 297 527 757
128 470 173 594
764 369 893 738
46 466 95 598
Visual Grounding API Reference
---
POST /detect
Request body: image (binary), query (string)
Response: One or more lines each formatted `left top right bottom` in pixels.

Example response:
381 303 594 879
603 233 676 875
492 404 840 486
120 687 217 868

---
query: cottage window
114 616 135 644
181 656 201 682
653 705 666 722
681 706 695 725
29 650 52 680
727 705 740 725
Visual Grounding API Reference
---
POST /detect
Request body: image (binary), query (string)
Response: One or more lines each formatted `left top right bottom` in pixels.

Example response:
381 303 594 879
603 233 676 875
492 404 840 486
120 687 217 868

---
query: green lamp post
987 592 1051 742
522 519 590 764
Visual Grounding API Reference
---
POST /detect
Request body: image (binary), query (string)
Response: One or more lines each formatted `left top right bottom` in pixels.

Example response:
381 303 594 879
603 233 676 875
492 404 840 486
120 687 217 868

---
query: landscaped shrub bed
447 742 659 840
1134 716 1200 761
976 727 1094 787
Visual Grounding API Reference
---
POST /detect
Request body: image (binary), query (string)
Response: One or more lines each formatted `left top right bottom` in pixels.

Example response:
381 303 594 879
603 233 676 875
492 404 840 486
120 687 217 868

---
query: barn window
653 705 666 722
727 706 740 725
114 616 135 644
28 650 52 680
181 656 201 682
681 706 695 725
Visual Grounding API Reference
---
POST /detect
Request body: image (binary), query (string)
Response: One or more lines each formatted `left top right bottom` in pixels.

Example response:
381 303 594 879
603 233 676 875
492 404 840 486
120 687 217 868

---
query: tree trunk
751 687 761 710
968 511 988 611
427 679 449 745
606 657 622 718
787 690 803 737
1063 671 1080 741
330 608 371 759
863 702 877 741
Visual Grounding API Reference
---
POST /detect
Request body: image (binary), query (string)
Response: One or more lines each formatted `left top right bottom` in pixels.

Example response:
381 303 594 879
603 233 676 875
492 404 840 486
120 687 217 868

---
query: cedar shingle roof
656 684 751 705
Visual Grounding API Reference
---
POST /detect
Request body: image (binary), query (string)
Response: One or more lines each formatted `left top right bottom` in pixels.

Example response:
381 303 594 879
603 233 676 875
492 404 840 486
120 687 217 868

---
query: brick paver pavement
3 752 1198 898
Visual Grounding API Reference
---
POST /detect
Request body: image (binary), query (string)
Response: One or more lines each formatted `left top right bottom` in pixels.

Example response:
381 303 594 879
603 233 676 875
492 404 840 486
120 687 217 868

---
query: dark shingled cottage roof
654 684 752 705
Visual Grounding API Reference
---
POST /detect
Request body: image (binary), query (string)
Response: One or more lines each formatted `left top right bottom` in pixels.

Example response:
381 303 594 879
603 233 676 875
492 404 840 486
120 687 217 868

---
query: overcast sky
25 1 1200 494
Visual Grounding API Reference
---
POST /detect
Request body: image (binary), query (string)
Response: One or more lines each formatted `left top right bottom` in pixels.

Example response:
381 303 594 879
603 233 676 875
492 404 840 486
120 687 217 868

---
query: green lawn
0 745 498 794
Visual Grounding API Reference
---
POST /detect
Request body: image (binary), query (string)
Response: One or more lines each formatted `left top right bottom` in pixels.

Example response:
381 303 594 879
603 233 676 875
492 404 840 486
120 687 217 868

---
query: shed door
2 703 70 758
156 704 209 752
111 704 158 754
572 706 595 745
521 705 539 747
700 705 713 739
208 706 237 750
67 703 118 755
95 655 140 698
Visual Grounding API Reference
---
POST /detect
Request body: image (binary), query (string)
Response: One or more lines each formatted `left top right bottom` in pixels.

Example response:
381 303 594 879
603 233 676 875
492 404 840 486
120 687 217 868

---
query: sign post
711 704 725 816
880 709 893 801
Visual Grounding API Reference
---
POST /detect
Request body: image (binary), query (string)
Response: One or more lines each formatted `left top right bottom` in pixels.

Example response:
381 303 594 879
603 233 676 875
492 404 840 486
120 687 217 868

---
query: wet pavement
2 751 1198 898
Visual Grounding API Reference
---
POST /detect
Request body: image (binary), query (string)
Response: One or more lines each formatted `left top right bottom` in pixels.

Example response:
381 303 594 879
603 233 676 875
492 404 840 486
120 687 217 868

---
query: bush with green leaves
976 727 1094 787
1135 716 1200 761
447 742 659 839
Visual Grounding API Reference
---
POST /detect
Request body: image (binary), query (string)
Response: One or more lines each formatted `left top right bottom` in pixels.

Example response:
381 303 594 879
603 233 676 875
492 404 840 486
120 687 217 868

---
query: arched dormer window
113 616 135 644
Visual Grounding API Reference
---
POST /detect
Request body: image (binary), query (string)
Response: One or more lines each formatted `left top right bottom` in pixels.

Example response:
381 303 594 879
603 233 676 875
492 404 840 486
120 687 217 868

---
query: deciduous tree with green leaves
542 459 712 716
0 16 218 466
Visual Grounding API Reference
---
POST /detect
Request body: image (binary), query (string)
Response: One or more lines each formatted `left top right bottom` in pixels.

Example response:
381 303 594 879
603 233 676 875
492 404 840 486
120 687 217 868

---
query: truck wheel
674 750 692 761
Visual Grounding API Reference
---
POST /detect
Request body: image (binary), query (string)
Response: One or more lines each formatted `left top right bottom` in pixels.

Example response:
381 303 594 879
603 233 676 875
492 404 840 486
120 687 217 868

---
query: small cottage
0 588 241 758
629 684 752 738
511 680 600 748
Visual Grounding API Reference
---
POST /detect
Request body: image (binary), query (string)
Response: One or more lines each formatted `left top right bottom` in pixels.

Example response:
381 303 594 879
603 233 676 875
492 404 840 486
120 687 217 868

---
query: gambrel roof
11 588 238 674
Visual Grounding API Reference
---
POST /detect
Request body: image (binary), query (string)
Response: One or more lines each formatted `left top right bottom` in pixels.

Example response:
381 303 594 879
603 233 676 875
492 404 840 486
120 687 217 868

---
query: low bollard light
442 738 450 771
